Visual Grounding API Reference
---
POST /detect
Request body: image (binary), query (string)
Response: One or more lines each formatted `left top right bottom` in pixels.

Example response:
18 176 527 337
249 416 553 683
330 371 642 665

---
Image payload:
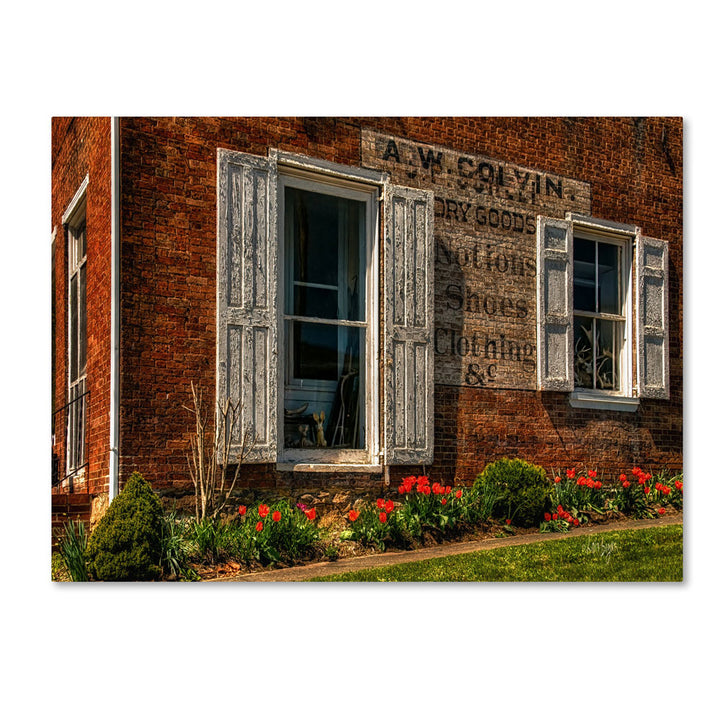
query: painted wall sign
361 130 592 389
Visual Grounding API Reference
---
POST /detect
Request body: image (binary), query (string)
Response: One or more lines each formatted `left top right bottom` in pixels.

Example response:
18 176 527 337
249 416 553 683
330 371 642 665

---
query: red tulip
258 504 269 518
255 521 263 532
304 508 316 521
238 505 247 516
385 500 394 513
272 510 281 522
379 512 387 524
348 510 359 522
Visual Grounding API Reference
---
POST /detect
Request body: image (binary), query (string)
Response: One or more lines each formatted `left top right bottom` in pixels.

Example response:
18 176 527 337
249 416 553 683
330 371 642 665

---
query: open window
217 149 434 469
537 214 669 410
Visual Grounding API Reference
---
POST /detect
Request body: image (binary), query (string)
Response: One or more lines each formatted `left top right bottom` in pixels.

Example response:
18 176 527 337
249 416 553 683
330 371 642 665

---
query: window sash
572 233 630 395
278 173 378 462
67 221 87 473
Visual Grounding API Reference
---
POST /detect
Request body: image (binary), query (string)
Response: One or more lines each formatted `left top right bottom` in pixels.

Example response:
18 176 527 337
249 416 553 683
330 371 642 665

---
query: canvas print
51 117 683 582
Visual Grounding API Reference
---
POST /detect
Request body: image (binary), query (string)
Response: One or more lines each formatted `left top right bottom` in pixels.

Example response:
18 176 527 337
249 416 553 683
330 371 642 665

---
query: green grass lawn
311 524 683 582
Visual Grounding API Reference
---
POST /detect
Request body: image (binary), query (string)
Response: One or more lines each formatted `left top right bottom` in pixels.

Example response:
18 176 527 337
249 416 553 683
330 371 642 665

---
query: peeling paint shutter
384 185 434 465
637 236 670 399
537 216 574 391
217 150 278 462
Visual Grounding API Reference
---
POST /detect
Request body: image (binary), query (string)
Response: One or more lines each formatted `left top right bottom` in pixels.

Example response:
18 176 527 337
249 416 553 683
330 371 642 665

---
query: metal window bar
52 386 89 490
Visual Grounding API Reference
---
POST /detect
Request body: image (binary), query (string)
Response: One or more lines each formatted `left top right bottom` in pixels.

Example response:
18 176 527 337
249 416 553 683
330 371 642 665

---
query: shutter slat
537 217 573 391
384 186 434 465
637 236 670 399
218 150 278 462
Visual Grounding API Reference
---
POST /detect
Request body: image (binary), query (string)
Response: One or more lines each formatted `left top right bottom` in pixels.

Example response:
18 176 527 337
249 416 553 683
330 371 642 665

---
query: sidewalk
207 513 682 582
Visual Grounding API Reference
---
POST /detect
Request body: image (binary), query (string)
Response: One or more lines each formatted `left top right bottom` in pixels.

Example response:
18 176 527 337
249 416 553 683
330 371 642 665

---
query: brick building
51 117 683 522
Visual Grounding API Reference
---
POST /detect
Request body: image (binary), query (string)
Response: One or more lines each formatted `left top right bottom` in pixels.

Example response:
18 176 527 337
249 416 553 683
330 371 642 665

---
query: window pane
69 274 78 382
285 187 366 321
284 322 365 450
597 242 621 315
596 319 621 391
573 315 594 389
292 320 338 381
79 224 87 260
573 238 596 312
294 285 338 319
79 264 87 376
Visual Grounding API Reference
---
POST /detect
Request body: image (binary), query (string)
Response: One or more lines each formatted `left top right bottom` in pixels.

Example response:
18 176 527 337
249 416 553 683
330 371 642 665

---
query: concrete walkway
207 513 682 582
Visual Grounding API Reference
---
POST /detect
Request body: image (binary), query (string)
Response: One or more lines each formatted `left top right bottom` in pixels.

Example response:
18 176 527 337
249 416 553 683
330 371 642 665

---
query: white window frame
63 176 89 473
567 215 639 412
277 165 380 469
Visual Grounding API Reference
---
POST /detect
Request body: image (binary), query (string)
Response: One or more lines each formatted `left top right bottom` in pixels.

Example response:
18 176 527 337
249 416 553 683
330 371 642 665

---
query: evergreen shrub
474 458 551 527
86 472 163 581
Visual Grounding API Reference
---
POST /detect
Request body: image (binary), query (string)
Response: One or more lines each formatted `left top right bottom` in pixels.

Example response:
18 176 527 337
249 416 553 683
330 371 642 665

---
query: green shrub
86 472 163 581
474 458 552 528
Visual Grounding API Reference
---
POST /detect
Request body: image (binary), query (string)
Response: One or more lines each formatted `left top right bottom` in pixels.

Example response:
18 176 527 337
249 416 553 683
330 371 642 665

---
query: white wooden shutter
636 235 670 399
537 216 574 391
383 184 434 464
217 149 278 462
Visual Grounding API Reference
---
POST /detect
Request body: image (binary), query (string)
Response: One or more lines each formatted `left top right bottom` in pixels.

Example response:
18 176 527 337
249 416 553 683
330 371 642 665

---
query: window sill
277 463 382 474
569 391 639 413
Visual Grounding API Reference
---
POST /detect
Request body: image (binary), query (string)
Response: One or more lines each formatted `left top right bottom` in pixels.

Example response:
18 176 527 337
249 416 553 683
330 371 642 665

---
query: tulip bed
52 463 683 581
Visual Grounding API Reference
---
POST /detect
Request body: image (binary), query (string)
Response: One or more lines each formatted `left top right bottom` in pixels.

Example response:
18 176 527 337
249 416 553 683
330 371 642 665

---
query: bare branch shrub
184 382 255 522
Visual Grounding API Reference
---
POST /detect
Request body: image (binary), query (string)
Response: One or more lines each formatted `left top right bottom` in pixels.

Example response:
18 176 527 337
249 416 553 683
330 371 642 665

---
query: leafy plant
343 499 407 552
86 472 164 581
550 467 607 517
397 476 470 537
187 516 236 564
159 511 198 580
54 520 89 581
474 458 552 527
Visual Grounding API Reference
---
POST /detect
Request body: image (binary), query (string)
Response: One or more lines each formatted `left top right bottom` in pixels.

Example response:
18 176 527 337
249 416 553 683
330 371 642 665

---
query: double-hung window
67 210 88 472
572 232 629 393
537 214 669 408
279 173 377 463
217 149 434 469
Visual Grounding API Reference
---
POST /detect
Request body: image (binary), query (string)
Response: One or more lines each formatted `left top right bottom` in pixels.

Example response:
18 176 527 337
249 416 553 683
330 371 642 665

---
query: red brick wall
114 117 682 494
51 117 112 497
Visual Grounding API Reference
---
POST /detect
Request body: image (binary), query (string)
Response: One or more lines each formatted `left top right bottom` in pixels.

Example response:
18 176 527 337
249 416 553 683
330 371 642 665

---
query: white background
0 3 714 718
